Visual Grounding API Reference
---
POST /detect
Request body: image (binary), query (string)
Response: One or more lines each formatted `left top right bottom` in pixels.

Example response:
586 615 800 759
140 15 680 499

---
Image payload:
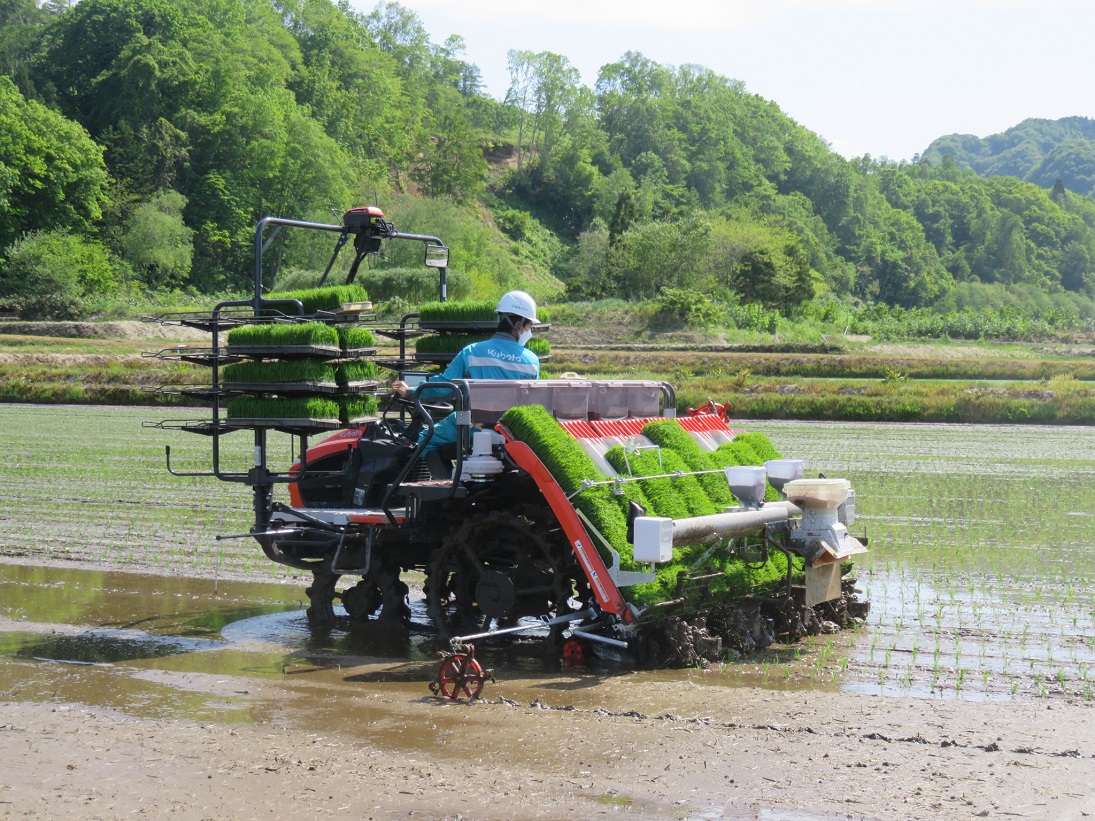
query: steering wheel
393 393 453 416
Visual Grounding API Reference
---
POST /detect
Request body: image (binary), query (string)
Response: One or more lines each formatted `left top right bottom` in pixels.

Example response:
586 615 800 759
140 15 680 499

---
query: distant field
2 323 1095 423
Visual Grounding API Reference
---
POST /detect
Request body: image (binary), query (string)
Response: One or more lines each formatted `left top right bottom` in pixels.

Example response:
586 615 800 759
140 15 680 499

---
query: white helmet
495 290 538 323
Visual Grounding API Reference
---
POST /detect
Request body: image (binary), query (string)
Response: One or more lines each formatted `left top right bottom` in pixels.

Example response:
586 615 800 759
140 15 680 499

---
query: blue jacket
418 332 540 452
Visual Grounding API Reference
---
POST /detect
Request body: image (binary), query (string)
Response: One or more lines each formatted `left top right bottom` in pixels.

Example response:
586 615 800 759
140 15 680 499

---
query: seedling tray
143 348 244 367
224 417 342 432
339 347 378 358
225 344 342 358
220 381 341 394
339 382 379 393
414 351 457 363
145 418 340 435
416 320 497 332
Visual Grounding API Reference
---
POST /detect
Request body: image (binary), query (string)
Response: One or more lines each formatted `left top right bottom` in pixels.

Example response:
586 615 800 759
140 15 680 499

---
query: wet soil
2 561 1094 820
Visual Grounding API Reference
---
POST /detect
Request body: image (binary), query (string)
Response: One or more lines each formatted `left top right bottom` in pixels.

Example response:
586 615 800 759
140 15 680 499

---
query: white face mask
518 328 533 347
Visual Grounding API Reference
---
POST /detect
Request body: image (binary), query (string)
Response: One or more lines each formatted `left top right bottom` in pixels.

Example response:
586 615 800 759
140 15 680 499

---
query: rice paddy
1 404 1092 702
745 419 1095 702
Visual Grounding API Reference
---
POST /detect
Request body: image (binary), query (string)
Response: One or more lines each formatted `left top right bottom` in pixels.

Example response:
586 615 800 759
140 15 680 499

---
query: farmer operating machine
147 209 868 691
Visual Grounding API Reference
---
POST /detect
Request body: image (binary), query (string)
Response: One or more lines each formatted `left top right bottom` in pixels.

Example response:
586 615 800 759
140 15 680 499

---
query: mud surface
2 560 1094 820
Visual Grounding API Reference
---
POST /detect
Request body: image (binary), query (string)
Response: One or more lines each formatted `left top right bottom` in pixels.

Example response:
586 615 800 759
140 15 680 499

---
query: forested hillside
1 0 1093 330
923 117 1095 198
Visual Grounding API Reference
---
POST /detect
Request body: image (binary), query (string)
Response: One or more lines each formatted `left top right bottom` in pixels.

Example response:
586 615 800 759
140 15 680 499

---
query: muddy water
0 562 747 743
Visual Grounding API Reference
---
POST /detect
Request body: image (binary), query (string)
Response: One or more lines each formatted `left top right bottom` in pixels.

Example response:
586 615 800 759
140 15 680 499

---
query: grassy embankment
2 319 1094 424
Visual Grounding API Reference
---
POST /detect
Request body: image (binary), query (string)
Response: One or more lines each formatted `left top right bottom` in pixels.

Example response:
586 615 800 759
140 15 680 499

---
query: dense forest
923 117 1095 198
1 0 1094 332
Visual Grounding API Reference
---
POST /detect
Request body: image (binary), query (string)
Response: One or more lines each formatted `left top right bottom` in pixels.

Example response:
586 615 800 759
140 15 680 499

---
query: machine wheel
341 567 412 625
305 561 341 629
425 511 573 640
340 580 382 620
434 654 487 700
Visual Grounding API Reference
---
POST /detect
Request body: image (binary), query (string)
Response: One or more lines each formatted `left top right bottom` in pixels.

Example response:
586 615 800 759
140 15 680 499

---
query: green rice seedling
641 420 734 508
227 396 339 420
733 432 782 463
339 396 379 422
415 333 492 354
418 300 498 323
499 405 642 571
267 284 369 315
221 360 336 384
604 445 718 519
954 669 972 696
628 541 790 608
227 322 339 348
526 337 551 357
336 360 378 385
709 439 781 501
337 325 376 351
414 331 550 357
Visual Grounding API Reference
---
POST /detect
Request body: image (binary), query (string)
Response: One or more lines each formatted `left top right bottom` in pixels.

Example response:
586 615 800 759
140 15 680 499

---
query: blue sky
349 0 1095 162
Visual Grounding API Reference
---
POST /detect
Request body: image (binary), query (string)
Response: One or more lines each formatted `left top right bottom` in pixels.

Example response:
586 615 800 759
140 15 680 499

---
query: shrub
0 230 117 319
652 287 725 327
356 266 472 303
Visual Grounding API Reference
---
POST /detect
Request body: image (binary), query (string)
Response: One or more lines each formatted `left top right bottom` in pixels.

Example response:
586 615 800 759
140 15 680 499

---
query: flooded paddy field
1 405 1094 818
759 420 1095 702
2 405 1091 703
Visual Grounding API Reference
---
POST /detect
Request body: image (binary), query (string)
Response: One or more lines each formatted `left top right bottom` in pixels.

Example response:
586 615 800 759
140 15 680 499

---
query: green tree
609 214 711 300
279 0 409 184
562 219 612 299
412 86 486 201
119 189 193 287
506 49 582 171
0 76 109 252
709 215 817 311
0 0 68 96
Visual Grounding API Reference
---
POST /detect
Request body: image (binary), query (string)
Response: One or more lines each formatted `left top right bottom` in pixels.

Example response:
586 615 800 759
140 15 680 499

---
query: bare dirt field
3 651 1094 820
2 556 1094 820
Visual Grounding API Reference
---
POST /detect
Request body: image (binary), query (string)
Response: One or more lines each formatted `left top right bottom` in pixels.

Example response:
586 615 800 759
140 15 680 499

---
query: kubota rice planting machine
147 209 868 696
